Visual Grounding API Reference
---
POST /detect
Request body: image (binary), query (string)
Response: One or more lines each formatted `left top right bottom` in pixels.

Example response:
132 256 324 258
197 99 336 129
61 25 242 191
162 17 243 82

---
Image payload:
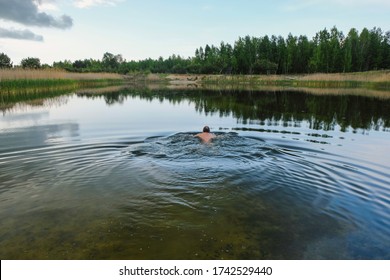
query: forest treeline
1 26 389 75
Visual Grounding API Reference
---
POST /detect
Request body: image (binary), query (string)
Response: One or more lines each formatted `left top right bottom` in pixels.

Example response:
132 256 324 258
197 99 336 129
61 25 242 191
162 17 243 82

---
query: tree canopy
0 53 13 68
21 57 41 69
5 26 390 75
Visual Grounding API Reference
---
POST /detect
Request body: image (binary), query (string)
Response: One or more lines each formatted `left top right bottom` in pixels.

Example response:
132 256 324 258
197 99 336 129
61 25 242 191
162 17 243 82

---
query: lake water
0 87 389 259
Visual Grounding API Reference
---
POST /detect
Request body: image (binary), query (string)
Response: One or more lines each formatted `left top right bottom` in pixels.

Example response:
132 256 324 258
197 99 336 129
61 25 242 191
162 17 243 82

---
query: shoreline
156 71 390 90
1 69 390 95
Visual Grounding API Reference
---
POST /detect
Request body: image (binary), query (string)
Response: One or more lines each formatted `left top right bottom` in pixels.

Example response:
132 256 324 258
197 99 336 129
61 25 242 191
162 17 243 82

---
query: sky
0 0 389 65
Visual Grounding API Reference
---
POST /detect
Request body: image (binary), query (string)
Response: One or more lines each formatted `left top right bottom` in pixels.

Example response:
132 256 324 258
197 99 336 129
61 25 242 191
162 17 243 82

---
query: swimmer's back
195 126 216 143
195 132 216 143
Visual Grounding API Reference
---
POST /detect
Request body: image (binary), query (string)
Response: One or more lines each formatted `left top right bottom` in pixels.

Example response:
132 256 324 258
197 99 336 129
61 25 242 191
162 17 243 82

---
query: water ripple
0 131 389 259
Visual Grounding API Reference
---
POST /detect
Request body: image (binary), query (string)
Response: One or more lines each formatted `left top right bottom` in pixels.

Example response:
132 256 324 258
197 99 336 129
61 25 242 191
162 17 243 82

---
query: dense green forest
1 26 389 75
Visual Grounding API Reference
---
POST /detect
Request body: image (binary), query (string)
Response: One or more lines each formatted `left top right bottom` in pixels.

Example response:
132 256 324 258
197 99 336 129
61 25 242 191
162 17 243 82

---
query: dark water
0 88 389 259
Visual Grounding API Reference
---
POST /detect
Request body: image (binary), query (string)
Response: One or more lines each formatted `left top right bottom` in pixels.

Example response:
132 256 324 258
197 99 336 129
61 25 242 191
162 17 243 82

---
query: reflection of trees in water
1 93 69 115
4 86 389 131
81 88 389 131
104 93 126 105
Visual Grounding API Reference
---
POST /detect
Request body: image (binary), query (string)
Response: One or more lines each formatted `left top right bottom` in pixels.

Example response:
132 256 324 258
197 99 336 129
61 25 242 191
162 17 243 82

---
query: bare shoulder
195 132 216 143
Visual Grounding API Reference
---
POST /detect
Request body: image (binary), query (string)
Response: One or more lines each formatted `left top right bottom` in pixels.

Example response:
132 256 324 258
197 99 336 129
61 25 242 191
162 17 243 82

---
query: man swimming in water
195 126 216 143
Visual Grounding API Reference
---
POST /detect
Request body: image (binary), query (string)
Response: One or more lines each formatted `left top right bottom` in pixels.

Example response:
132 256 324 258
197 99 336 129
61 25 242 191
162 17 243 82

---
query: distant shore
1 69 389 95
140 71 390 90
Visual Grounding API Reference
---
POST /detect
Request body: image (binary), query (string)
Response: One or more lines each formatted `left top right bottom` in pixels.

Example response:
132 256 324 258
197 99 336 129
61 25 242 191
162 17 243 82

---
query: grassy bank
199 71 390 90
0 69 123 80
132 71 390 90
0 69 124 95
2 69 390 98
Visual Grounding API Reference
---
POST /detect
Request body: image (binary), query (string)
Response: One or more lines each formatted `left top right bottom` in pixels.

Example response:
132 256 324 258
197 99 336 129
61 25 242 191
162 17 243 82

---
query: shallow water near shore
0 88 389 259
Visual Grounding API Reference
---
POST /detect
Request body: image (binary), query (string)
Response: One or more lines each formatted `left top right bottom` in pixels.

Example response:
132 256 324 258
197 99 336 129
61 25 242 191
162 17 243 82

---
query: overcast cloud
0 27 44 41
0 0 73 29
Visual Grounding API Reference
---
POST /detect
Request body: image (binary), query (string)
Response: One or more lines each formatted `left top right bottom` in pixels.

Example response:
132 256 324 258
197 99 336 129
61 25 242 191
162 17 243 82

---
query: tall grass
200 71 390 90
0 69 125 95
299 71 390 83
0 69 123 81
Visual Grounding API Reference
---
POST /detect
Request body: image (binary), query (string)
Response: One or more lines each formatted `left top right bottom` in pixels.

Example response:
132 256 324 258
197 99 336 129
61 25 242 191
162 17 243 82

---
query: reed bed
199 71 390 90
0 69 125 96
0 69 123 81
299 71 390 83
204 70 390 83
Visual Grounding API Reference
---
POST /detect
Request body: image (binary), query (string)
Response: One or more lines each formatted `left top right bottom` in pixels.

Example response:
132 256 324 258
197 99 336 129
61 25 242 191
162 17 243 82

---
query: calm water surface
0 88 389 259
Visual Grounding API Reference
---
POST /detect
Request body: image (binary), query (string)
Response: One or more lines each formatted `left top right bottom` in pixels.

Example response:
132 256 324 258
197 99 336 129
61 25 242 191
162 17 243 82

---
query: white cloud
36 0 59 12
73 0 123 8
